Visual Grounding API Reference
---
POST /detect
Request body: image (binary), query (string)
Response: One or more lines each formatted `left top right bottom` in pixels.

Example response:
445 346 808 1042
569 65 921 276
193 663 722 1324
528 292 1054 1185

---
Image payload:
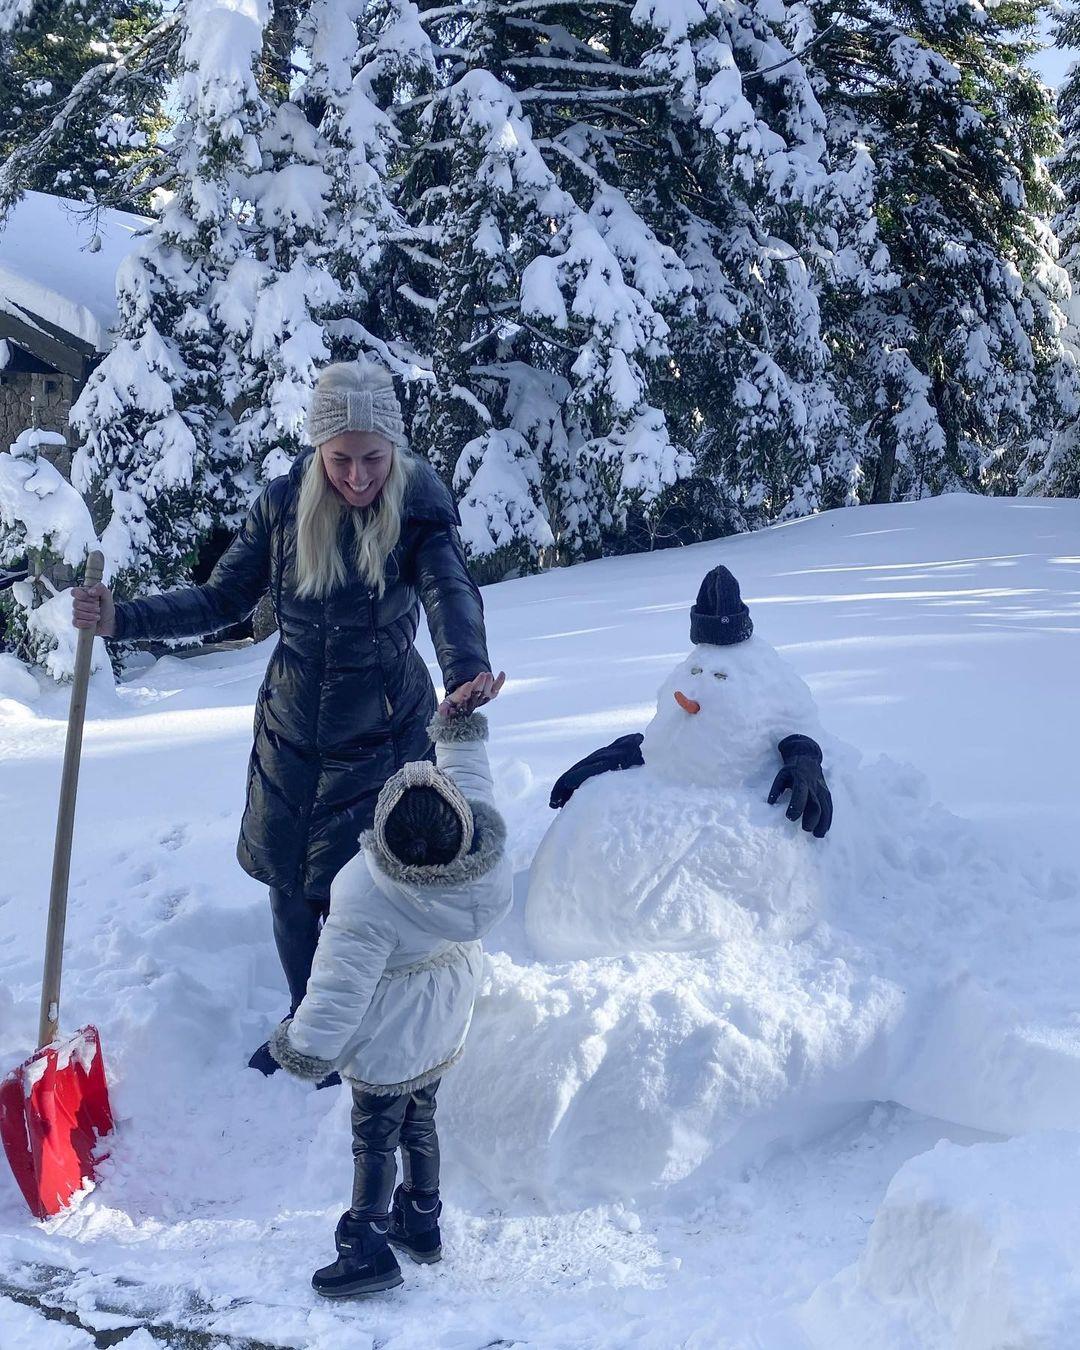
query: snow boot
311 1211 403 1299
388 1185 443 1264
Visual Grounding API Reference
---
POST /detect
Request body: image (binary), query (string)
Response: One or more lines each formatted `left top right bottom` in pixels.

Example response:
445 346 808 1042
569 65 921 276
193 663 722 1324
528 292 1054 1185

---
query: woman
72 360 500 1071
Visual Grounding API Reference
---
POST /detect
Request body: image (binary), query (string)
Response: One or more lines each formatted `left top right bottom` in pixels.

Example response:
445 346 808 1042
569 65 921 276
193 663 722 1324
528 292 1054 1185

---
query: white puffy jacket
269 711 511 1093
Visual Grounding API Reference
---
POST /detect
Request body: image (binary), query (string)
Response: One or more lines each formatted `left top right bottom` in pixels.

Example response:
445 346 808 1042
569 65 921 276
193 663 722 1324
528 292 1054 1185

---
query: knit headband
306 383 407 450
372 760 476 863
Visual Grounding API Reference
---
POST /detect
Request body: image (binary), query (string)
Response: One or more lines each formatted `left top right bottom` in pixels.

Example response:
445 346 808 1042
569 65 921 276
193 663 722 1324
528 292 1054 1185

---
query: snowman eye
690 666 702 675
714 671 728 680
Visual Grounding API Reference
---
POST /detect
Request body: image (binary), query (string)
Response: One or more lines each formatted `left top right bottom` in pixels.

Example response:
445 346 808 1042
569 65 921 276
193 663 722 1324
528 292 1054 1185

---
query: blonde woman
73 360 501 1077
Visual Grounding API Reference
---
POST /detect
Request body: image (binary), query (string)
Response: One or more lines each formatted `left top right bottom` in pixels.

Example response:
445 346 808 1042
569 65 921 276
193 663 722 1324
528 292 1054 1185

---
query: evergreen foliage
0 0 1076 613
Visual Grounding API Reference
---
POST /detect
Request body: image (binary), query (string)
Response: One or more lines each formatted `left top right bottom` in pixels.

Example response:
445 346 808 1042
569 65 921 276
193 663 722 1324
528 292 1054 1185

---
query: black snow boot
388 1185 443 1264
311 1211 403 1299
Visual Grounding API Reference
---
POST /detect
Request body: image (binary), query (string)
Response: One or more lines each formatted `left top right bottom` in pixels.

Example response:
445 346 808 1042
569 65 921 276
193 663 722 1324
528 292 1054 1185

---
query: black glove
767 735 833 838
549 733 645 809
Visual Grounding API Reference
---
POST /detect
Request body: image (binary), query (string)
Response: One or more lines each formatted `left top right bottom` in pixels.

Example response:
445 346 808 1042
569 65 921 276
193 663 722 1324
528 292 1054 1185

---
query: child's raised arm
428 709 497 804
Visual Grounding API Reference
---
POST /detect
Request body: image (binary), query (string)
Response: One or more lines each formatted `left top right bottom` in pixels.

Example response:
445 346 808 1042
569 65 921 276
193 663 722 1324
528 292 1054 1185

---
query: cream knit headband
372 760 475 863
306 383 407 450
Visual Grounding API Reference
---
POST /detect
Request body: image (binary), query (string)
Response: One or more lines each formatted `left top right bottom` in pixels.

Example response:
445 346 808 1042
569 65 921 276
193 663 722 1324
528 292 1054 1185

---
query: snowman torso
525 766 826 960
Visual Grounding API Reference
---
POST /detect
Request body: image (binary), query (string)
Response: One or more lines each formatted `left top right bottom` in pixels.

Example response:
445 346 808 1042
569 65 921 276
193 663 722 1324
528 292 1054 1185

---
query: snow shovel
0 550 114 1218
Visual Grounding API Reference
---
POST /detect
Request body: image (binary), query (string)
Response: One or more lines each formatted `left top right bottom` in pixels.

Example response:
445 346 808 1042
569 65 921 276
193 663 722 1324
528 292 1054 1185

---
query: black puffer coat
113 455 491 902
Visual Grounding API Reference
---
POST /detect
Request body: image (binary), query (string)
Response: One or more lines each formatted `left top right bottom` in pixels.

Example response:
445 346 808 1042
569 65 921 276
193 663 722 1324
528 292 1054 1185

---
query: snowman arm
769 735 833 838
549 733 645 809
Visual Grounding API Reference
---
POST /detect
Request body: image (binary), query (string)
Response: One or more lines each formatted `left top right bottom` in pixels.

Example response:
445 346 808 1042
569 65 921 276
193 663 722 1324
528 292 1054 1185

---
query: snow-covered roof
0 191 148 354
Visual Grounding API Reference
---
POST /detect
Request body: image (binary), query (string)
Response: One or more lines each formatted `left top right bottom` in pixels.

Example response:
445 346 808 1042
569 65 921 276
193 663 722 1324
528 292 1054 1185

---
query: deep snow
1 492 1079 1347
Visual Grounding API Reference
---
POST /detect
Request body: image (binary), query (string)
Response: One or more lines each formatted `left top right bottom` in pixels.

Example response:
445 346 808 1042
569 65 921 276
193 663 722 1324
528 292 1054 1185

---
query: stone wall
0 370 75 472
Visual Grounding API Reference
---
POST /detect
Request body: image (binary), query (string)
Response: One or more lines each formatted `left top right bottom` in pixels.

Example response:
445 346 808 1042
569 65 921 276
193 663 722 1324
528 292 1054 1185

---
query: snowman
448 567 1080 1203
525 566 835 961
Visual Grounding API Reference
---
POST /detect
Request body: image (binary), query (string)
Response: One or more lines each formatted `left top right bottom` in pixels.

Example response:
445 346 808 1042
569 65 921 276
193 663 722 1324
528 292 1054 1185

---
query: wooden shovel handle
38 550 105 1049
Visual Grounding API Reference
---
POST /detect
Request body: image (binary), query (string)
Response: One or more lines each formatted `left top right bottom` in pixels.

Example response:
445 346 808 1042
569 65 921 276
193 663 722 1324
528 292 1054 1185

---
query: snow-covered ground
1 491 1078 1347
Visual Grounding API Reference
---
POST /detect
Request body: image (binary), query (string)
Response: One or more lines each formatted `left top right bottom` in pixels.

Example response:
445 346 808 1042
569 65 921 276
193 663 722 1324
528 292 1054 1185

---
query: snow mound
799 1132 1080 1349
445 942 899 1202
0 651 39 704
0 1295 95 1348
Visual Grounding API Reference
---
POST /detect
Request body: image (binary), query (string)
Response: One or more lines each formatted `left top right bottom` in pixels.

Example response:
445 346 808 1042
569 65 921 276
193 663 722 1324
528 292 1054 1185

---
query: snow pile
799 1133 1080 1348
0 651 39 704
0 1295 95 1348
446 636 1080 1203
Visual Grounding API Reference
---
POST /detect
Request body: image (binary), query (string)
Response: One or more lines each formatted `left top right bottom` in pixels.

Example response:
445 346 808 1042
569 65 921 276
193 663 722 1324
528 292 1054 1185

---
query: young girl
269 693 511 1298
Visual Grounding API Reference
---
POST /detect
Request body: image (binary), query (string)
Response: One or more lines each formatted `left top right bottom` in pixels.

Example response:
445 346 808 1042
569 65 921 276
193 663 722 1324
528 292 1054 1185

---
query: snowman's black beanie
690 566 753 646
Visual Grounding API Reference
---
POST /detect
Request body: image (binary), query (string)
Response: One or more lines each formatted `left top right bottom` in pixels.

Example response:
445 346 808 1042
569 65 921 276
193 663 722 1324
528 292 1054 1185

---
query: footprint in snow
159 825 189 851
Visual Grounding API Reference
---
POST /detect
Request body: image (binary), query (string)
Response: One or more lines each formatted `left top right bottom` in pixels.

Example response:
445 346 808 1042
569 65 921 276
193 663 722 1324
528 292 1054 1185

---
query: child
269 704 512 1298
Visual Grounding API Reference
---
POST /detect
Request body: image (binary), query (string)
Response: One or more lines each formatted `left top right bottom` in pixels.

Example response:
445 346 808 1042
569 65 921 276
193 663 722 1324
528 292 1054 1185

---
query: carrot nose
674 690 700 715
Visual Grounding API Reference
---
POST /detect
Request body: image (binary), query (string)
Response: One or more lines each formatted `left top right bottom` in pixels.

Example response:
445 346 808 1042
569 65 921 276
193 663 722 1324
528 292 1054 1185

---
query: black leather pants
350 1080 441 1216
268 887 326 1013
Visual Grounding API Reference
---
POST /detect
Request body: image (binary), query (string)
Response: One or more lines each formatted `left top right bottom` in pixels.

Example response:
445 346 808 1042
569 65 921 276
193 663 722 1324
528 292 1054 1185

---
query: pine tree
70 0 269 594
807 0 1076 503
0 426 100 676
0 0 166 212
214 0 404 486
627 0 889 532
1039 18 1080 498
375 0 694 570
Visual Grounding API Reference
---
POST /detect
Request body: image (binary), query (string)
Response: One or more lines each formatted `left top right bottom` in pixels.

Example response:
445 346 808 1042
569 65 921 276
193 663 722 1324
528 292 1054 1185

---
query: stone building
0 191 146 467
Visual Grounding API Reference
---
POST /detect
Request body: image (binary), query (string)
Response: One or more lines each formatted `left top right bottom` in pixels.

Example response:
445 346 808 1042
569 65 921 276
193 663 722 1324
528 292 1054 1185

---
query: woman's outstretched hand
72 582 116 637
439 670 506 719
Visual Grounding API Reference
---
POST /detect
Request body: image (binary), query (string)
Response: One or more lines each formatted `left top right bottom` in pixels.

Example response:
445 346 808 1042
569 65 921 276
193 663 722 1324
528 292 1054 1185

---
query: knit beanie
373 761 475 866
305 359 407 450
689 566 753 646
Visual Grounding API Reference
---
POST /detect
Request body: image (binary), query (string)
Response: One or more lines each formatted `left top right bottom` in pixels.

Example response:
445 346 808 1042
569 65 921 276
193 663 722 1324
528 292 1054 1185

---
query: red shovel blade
0 1026 114 1219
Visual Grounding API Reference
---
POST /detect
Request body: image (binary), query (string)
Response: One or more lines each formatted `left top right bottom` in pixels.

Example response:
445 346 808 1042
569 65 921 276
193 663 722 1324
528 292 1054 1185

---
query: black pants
350 1080 441 1217
269 887 327 1013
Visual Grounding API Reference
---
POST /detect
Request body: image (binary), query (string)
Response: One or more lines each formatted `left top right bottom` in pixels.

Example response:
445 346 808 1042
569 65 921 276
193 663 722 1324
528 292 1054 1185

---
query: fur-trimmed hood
362 798 509 941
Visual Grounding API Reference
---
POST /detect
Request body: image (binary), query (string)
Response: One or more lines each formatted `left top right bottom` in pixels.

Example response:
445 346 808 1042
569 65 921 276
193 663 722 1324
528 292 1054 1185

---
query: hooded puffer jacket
111 454 490 902
269 710 511 1093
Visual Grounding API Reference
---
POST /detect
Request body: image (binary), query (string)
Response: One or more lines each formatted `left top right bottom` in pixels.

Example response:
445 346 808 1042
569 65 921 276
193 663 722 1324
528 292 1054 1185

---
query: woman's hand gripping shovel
0 550 114 1217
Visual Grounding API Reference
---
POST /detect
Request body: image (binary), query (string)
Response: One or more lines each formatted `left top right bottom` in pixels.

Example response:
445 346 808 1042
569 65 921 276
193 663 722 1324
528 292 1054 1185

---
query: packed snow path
0 493 1078 1347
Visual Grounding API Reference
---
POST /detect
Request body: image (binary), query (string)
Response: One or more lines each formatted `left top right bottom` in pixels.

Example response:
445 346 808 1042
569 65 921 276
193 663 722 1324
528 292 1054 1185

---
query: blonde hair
295 362 412 599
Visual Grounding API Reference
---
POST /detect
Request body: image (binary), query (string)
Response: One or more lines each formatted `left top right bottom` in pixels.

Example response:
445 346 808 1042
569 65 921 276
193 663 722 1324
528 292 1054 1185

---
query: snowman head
640 566 819 786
